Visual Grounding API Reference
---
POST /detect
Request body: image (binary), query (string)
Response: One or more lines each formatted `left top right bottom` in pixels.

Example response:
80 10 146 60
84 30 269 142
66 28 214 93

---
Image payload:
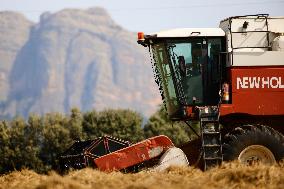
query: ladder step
201 121 219 125
201 117 219 121
204 144 221 147
204 157 223 160
203 131 220 135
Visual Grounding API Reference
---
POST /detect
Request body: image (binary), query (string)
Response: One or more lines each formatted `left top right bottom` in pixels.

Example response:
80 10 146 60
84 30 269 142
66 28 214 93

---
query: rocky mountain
0 12 32 103
0 8 161 119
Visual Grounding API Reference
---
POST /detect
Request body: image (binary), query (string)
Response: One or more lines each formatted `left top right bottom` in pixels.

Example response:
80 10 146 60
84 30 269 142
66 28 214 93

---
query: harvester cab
138 28 226 121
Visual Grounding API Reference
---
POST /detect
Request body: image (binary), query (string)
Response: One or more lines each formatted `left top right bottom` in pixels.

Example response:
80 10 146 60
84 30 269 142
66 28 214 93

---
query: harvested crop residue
1 162 284 189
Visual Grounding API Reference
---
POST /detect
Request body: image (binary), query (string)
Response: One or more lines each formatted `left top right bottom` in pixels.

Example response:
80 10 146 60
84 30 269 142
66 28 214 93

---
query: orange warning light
137 32 145 41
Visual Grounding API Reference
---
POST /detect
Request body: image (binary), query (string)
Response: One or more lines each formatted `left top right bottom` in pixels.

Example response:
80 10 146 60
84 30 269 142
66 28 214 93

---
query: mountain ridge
0 7 161 119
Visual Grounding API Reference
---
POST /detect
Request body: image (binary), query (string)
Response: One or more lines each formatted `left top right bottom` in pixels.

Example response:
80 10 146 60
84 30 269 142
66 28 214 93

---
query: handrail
228 14 270 65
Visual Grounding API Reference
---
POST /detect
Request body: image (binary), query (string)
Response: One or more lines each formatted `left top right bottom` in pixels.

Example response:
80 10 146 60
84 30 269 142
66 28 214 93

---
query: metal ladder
200 113 223 170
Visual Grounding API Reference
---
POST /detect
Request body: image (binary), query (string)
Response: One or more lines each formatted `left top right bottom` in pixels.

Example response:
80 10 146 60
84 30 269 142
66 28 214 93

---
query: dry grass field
1 162 284 189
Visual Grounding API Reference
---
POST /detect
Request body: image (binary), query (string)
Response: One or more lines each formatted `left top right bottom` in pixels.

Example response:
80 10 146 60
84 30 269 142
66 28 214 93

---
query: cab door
203 38 223 105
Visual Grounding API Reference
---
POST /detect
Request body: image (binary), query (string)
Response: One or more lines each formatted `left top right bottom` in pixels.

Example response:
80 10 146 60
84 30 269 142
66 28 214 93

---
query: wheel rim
238 145 276 165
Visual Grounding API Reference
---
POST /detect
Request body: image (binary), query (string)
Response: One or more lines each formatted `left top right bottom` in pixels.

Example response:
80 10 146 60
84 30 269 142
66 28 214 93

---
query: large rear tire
223 125 284 165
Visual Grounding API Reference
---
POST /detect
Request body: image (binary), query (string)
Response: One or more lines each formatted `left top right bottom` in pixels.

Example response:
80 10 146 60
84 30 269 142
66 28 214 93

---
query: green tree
24 114 45 171
7 117 26 171
144 106 197 146
0 120 11 173
40 113 72 170
82 109 98 139
83 109 144 142
3 116 45 172
66 108 84 140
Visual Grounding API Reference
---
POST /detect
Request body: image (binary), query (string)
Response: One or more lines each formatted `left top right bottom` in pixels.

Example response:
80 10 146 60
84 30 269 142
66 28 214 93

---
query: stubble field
1 162 284 189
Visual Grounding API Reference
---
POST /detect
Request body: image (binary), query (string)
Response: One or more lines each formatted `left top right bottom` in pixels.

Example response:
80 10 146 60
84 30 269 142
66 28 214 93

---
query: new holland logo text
237 77 284 89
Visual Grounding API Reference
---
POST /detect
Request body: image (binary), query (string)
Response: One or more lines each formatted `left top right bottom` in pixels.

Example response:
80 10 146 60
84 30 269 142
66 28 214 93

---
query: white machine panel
232 51 284 66
220 15 284 67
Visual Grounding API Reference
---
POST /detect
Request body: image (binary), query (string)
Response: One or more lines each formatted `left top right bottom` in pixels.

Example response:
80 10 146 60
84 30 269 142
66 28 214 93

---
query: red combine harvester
60 14 284 171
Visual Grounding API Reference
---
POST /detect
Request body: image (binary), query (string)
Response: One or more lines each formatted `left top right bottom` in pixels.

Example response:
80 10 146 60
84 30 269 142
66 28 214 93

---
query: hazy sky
0 0 284 32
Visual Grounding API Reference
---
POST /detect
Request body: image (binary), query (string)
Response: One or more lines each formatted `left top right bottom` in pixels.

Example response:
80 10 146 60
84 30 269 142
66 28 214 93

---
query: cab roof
148 28 225 38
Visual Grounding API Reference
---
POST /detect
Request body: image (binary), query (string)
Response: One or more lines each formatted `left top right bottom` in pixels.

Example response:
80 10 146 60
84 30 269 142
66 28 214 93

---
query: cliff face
0 12 32 103
0 8 161 118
